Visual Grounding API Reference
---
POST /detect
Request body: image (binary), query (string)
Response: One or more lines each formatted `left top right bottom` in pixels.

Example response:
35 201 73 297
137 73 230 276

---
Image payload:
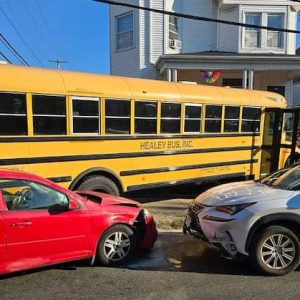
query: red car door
0 214 6 273
0 179 92 272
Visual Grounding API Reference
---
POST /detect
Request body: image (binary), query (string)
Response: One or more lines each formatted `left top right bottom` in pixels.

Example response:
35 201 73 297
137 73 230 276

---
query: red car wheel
97 224 137 266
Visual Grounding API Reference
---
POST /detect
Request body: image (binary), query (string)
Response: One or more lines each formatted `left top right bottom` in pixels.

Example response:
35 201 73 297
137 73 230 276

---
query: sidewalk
142 199 190 230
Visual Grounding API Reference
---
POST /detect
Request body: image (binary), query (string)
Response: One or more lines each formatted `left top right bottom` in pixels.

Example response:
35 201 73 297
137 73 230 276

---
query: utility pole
49 58 68 69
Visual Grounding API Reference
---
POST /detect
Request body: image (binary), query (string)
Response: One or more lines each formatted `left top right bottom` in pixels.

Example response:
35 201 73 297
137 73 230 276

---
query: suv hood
195 181 295 206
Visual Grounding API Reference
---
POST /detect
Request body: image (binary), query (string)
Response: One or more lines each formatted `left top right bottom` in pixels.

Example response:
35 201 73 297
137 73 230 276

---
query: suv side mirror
69 198 80 210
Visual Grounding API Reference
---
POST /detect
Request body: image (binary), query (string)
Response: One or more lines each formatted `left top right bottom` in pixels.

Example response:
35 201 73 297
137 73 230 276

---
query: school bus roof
0 64 286 108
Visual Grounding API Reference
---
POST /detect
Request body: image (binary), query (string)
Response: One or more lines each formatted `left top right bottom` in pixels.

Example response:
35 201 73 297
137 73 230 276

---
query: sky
0 0 110 74
0 1 300 75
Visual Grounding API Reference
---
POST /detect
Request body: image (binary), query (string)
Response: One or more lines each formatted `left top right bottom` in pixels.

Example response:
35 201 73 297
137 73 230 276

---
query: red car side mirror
69 198 80 210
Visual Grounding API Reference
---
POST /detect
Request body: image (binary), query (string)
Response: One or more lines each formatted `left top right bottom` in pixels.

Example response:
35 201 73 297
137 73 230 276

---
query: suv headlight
142 208 150 219
215 203 256 215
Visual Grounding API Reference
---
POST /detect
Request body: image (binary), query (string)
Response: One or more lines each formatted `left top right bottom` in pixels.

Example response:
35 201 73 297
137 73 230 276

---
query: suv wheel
250 226 300 276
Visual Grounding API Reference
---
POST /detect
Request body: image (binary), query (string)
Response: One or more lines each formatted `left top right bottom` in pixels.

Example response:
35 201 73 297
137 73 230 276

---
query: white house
110 0 300 106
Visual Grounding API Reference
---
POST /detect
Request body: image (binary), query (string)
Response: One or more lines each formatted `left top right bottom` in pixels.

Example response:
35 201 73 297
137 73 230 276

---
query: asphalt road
1 232 300 300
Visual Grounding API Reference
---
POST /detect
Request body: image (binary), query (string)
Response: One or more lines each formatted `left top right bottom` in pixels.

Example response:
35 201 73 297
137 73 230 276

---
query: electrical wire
94 0 300 34
0 4 44 66
0 50 12 64
36 0 64 58
0 32 29 66
22 0 54 58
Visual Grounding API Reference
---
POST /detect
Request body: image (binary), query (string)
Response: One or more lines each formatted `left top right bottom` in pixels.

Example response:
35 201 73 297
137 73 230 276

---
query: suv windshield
260 164 300 190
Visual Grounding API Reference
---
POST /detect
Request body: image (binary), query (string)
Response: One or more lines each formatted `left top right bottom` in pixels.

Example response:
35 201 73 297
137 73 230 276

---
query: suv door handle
11 221 32 227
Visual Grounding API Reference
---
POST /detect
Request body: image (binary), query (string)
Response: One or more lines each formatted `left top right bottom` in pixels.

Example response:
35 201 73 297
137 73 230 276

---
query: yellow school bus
0 64 294 195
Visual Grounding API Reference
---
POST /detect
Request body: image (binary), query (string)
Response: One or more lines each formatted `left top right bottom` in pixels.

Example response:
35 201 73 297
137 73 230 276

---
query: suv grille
188 203 206 237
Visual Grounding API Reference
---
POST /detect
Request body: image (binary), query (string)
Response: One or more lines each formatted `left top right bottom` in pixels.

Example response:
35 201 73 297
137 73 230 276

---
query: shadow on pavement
125 232 256 276
123 183 216 204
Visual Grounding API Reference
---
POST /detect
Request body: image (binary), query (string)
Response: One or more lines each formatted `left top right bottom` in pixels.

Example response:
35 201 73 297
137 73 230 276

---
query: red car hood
75 191 140 207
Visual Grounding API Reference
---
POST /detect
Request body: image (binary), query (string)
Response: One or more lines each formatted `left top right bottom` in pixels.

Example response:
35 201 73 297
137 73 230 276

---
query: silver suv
183 164 300 276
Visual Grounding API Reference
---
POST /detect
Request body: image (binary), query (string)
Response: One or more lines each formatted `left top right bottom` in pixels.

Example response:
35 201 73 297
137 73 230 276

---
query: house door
267 86 286 97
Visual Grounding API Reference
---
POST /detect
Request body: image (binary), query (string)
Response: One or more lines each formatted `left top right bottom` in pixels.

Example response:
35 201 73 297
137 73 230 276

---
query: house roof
156 51 300 73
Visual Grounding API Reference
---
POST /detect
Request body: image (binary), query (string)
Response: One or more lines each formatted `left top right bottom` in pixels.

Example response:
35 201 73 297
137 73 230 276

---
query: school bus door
260 108 300 177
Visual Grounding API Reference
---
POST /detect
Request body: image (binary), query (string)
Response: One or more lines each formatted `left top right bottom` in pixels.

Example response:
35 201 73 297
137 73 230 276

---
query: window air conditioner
169 39 182 50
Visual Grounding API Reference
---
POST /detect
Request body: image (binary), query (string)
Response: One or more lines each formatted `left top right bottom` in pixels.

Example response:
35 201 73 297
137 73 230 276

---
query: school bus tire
77 175 120 196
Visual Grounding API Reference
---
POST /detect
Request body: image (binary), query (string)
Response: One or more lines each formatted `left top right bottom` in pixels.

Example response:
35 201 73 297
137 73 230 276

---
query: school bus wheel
77 175 120 196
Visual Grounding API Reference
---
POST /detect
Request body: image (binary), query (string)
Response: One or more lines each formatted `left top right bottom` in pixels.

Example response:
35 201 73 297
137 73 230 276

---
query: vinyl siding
109 0 140 77
218 7 240 52
180 0 214 53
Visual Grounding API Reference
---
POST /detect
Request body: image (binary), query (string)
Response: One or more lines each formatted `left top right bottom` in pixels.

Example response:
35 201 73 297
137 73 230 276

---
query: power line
0 32 29 66
0 4 44 66
22 0 54 58
36 0 64 58
94 0 300 34
0 50 12 64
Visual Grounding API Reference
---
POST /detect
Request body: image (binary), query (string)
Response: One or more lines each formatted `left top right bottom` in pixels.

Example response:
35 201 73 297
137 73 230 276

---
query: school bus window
242 107 261 133
184 104 201 133
105 99 130 134
135 101 157 134
161 102 181 134
224 106 240 132
72 97 100 134
0 92 27 135
205 105 222 133
32 95 66 135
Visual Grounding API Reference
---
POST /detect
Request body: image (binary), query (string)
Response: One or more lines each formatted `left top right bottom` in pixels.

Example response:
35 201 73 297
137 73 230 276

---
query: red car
0 169 157 275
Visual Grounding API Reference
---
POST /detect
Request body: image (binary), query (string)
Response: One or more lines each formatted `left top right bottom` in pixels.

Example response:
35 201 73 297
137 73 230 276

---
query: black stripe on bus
120 159 258 176
0 133 259 143
0 146 259 166
127 172 247 192
47 176 72 183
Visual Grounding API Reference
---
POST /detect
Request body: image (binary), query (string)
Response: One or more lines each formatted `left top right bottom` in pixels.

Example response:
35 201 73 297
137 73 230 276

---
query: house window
116 12 134 51
244 13 284 50
267 14 283 48
223 78 243 88
169 15 179 40
244 14 261 48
